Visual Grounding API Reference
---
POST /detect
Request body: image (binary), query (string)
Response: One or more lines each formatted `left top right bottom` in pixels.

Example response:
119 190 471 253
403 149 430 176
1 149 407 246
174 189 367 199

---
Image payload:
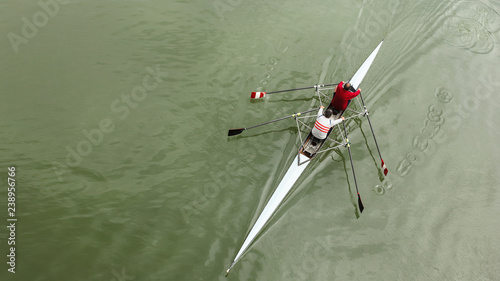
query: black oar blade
358 194 364 213
228 128 245 136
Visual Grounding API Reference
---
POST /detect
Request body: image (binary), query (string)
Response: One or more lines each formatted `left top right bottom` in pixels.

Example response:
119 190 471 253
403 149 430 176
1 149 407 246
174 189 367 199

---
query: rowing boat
226 41 384 274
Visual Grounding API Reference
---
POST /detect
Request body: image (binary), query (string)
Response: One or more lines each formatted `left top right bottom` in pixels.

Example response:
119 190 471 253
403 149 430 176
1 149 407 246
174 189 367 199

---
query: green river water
1 0 500 280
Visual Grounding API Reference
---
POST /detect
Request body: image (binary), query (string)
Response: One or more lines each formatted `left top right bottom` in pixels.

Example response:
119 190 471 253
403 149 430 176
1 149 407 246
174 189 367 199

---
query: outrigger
226 41 387 275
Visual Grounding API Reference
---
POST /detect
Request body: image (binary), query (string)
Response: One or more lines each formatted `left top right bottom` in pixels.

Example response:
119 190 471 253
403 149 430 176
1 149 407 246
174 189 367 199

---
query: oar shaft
359 93 388 176
359 93 382 158
266 83 337 95
365 109 383 159
228 108 319 136
347 146 359 190
245 108 317 130
342 121 359 192
342 120 364 212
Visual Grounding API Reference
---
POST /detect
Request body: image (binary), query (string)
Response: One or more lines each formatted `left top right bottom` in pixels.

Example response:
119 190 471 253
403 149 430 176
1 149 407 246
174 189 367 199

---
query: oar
342 120 364 213
359 93 388 176
228 108 319 136
250 83 338 99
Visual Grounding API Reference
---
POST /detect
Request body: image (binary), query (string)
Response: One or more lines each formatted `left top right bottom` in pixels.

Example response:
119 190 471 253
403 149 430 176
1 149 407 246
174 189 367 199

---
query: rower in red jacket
330 81 361 114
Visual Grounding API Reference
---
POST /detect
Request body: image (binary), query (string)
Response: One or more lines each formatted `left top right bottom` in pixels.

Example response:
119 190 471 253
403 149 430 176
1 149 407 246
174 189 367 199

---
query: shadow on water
334 147 360 219
354 117 385 182
323 116 383 218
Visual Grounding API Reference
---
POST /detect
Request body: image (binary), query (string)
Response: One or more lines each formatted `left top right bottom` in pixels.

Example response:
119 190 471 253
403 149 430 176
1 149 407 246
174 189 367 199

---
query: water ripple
434 1 499 54
436 16 495 54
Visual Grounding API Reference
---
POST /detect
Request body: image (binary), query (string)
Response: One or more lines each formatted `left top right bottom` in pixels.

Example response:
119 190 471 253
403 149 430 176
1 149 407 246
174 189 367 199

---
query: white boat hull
227 155 309 270
227 40 384 274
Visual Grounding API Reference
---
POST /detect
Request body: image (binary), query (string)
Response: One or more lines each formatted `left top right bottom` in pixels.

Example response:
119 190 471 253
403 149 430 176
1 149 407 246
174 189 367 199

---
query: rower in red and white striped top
311 106 345 140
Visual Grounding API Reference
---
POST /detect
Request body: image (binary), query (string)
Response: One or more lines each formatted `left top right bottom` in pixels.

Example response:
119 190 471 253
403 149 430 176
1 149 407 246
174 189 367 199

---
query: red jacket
330 81 360 110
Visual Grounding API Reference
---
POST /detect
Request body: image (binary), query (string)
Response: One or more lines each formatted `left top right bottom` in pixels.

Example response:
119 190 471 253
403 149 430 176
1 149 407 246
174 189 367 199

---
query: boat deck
297 100 345 165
